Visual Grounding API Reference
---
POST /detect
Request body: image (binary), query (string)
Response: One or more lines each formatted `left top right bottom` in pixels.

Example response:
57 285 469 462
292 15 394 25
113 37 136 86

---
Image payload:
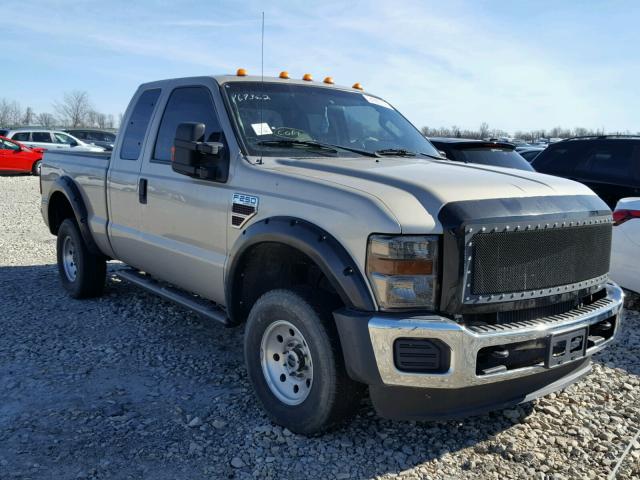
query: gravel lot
1 175 638 479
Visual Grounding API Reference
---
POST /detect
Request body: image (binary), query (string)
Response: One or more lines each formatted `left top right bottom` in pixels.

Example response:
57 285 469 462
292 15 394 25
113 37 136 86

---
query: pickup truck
40 71 623 434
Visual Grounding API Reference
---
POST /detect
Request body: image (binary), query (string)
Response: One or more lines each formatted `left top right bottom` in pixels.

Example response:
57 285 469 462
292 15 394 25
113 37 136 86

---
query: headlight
366 235 440 310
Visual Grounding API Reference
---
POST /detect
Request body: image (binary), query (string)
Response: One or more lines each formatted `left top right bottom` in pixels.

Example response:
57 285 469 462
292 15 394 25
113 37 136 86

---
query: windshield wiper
375 148 417 157
418 152 448 160
256 139 378 158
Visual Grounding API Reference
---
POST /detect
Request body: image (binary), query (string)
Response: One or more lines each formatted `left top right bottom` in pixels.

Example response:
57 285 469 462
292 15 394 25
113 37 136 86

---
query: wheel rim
260 320 313 405
62 236 78 282
35 162 41 175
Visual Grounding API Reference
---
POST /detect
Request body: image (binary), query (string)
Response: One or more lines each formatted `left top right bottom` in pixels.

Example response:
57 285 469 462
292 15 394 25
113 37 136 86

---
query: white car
5 129 105 153
610 197 640 293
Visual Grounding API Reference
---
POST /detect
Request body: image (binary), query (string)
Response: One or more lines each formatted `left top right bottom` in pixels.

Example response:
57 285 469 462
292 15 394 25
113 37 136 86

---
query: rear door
107 88 162 266
134 84 230 303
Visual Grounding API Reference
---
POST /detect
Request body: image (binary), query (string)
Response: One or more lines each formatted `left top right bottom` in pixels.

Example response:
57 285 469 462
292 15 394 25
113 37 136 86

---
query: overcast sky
2 0 639 133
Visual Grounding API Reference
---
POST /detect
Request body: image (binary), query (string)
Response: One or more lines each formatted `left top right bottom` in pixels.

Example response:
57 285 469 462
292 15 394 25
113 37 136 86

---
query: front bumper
334 283 623 418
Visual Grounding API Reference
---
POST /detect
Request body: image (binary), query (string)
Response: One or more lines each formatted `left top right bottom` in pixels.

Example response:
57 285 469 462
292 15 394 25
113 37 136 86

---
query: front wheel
244 289 363 435
56 218 106 298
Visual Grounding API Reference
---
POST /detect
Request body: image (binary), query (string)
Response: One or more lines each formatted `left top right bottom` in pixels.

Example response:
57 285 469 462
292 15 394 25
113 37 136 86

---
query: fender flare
48 176 102 256
225 216 376 323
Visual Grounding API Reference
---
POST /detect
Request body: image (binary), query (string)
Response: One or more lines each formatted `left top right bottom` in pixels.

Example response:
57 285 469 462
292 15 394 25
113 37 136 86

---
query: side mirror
172 122 226 180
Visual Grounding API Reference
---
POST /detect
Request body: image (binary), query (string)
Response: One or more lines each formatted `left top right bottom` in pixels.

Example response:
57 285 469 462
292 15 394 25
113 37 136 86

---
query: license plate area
546 327 588 368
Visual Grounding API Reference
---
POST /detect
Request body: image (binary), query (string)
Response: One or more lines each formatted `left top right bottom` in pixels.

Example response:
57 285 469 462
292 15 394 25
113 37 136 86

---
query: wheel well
48 191 75 235
230 242 343 324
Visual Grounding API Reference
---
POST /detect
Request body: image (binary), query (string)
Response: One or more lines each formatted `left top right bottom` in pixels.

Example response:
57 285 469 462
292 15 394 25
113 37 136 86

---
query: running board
115 269 230 326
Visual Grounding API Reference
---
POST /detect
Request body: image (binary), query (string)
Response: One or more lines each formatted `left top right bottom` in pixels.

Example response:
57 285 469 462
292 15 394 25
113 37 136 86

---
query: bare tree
479 122 490 139
22 107 36 126
54 90 92 127
36 112 57 128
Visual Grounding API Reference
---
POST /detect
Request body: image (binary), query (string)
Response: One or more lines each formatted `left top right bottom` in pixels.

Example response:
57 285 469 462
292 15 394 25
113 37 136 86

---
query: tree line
421 122 639 142
0 91 120 130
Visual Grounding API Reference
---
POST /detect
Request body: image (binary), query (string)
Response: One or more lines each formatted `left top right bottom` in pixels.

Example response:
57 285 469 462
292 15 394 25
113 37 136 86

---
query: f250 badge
231 193 259 228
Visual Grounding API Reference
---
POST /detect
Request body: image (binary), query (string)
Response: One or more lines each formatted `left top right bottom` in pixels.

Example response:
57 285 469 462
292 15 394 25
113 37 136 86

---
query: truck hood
266 156 598 233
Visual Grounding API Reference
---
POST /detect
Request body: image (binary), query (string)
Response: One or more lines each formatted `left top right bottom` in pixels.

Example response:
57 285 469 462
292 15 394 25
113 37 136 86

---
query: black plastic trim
369 358 591 421
437 195 611 314
225 217 376 324
333 309 382 384
49 176 103 256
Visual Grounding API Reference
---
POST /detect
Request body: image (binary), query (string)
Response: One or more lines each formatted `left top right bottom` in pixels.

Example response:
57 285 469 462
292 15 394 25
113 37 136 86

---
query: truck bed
40 150 113 256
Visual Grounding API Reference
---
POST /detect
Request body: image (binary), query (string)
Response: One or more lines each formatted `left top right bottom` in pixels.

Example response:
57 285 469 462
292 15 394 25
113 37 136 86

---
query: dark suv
532 136 640 208
429 137 534 171
64 129 116 151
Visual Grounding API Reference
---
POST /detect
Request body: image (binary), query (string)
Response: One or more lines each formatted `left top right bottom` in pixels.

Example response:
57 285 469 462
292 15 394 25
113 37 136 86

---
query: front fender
225 216 376 323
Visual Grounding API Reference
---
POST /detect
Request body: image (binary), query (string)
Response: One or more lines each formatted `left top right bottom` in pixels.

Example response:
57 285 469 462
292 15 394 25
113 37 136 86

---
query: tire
32 160 41 176
56 218 106 298
244 289 364 435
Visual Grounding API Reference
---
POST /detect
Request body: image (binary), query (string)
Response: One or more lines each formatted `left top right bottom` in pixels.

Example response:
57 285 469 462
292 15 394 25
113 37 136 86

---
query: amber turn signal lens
279 71 290 79
323 76 334 84
302 73 313 81
236 68 248 76
367 256 434 275
352 82 363 90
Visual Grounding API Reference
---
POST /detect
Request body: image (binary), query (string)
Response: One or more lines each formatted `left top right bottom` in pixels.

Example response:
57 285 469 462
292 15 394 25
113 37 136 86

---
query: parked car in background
4 129 105 153
64 129 116 151
0 136 44 175
517 147 545 162
0 129 8 137
429 137 534 171
532 136 640 208
610 198 640 293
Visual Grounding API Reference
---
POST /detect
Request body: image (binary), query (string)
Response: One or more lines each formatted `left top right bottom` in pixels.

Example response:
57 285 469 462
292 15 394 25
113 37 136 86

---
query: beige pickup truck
40 72 623 434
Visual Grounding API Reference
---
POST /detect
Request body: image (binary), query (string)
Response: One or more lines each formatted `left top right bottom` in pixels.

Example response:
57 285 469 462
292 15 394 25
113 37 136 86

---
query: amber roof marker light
352 82 363 90
323 76 334 84
236 68 248 76
279 71 290 79
302 73 313 81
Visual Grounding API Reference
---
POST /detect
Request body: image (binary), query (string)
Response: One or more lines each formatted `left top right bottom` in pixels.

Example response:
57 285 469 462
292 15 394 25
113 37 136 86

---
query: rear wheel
32 160 41 176
56 219 106 298
244 289 363 435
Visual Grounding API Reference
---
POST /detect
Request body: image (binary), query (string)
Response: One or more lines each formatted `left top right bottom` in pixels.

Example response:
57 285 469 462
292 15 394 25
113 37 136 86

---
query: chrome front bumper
368 283 624 389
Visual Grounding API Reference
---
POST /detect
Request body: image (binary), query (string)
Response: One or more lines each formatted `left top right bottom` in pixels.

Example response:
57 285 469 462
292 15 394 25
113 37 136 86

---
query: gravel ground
0 175 638 480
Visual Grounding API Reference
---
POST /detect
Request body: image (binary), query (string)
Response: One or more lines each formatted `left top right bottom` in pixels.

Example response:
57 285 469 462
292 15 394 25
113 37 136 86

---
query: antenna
258 11 265 165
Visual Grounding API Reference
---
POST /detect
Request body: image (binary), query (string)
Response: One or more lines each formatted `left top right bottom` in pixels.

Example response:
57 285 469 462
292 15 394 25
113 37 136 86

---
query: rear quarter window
12 132 30 141
120 89 161 160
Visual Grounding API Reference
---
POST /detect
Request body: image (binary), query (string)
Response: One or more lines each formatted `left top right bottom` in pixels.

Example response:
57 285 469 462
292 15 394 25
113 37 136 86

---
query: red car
0 136 44 175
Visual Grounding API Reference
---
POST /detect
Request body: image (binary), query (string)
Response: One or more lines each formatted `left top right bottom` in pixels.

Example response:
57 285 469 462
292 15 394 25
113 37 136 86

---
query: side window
12 132 30 142
53 132 76 145
32 132 53 143
2 139 20 151
120 88 161 160
153 86 222 163
534 145 582 175
581 142 636 183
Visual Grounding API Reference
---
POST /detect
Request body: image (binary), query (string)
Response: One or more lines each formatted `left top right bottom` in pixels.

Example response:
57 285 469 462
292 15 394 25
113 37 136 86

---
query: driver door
0 138 22 171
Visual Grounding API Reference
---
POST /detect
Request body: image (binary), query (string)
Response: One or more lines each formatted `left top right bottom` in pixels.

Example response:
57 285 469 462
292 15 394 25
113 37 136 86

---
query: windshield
223 82 440 158
452 147 534 171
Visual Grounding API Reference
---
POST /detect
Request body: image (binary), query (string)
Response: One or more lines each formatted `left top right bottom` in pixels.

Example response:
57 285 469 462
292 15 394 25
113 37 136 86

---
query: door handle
138 178 148 204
